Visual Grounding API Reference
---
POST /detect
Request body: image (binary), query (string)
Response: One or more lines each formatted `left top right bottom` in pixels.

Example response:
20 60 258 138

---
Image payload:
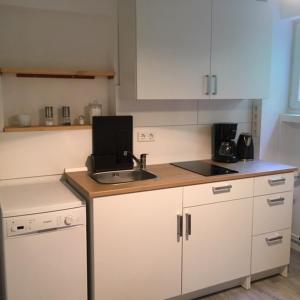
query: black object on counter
237 133 254 161
92 116 133 172
171 161 238 176
212 123 239 163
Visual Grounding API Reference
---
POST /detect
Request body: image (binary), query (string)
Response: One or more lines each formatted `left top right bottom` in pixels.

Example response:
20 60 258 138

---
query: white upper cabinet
211 0 272 100
136 0 211 100
118 0 273 101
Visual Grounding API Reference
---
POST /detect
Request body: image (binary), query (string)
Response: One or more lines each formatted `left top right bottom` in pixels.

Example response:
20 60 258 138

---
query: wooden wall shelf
4 125 92 133
0 67 115 79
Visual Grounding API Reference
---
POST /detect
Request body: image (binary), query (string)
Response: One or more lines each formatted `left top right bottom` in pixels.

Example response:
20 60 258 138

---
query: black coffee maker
212 123 239 163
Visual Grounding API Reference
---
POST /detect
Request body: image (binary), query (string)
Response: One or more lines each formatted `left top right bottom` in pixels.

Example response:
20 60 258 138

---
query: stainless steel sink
91 169 157 184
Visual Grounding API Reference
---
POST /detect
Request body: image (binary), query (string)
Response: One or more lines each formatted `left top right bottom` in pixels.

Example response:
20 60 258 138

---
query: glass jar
89 100 102 124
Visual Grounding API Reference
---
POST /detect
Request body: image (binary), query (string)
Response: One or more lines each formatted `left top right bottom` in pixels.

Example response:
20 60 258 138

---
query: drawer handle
266 235 283 244
212 185 232 194
268 178 286 185
267 197 285 205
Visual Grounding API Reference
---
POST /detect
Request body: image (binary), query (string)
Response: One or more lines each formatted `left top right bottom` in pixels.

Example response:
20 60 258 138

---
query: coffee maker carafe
212 123 239 163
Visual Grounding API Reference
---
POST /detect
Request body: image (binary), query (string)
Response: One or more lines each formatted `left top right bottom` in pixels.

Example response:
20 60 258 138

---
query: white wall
260 0 293 161
0 131 92 179
263 0 300 248
280 123 300 243
0 4 114 69
280 0 300 19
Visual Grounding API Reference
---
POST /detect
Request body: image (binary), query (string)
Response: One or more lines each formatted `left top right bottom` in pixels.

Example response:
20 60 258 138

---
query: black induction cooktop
171 160 238 176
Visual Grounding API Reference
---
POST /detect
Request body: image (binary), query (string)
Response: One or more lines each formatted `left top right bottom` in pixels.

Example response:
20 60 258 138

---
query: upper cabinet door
136 0 212 100
210 0 272 100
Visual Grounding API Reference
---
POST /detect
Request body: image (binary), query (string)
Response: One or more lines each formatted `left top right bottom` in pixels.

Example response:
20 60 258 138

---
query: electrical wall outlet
137 131 155 142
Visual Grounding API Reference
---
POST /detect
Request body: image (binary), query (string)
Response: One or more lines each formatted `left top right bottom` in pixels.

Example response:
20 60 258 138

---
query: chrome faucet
123 151 148 170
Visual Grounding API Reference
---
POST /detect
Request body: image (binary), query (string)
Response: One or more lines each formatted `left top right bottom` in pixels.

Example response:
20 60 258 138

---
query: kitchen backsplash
0 113 252 180
134 122 252 165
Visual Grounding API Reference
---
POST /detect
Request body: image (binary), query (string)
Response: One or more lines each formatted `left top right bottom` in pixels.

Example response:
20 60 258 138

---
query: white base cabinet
90 172 294 300
182 198 252 294
91 188 182 300
251 173 294 276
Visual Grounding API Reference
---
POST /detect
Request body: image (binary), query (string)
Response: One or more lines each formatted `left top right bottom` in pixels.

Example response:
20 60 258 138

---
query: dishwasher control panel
5 206 86 237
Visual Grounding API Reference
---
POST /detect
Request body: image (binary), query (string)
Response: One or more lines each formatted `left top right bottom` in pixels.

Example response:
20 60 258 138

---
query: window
289 21 300 110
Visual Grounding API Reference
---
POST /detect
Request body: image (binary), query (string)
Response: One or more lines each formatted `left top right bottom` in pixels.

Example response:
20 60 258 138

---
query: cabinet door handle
204 75 210 95
212 184 232 194
177 215 183 239
185 214 192 236
212 75 217 95
267 197 285 205
268 178 286 185
266 235 283 244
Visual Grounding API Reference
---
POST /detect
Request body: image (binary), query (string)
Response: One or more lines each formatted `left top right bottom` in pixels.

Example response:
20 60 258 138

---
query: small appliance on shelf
212 123 239 163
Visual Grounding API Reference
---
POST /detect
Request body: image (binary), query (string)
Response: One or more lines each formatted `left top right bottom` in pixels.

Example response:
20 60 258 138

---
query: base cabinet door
182 198 252 294
92 188 182 300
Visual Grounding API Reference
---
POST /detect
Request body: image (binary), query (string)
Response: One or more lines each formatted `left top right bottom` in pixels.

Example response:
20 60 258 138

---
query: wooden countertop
65 160 298 200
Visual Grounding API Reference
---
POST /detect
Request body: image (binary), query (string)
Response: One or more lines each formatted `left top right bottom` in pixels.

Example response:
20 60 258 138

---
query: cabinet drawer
254 173 294 196
253 192 293 236
183 178 253 207
251 229 291 274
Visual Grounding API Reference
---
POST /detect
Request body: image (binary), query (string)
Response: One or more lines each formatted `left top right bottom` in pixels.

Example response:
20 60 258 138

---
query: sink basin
91 169 157 184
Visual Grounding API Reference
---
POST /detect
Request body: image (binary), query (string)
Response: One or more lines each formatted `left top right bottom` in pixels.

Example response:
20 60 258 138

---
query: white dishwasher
0 176 87 300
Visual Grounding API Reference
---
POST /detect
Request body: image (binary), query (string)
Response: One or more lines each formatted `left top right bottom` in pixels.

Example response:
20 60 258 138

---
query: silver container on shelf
62 106 71 125
45 106 54 126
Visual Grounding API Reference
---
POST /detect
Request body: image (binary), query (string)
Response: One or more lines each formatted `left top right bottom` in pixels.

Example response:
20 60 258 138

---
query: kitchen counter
65 160 297 199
